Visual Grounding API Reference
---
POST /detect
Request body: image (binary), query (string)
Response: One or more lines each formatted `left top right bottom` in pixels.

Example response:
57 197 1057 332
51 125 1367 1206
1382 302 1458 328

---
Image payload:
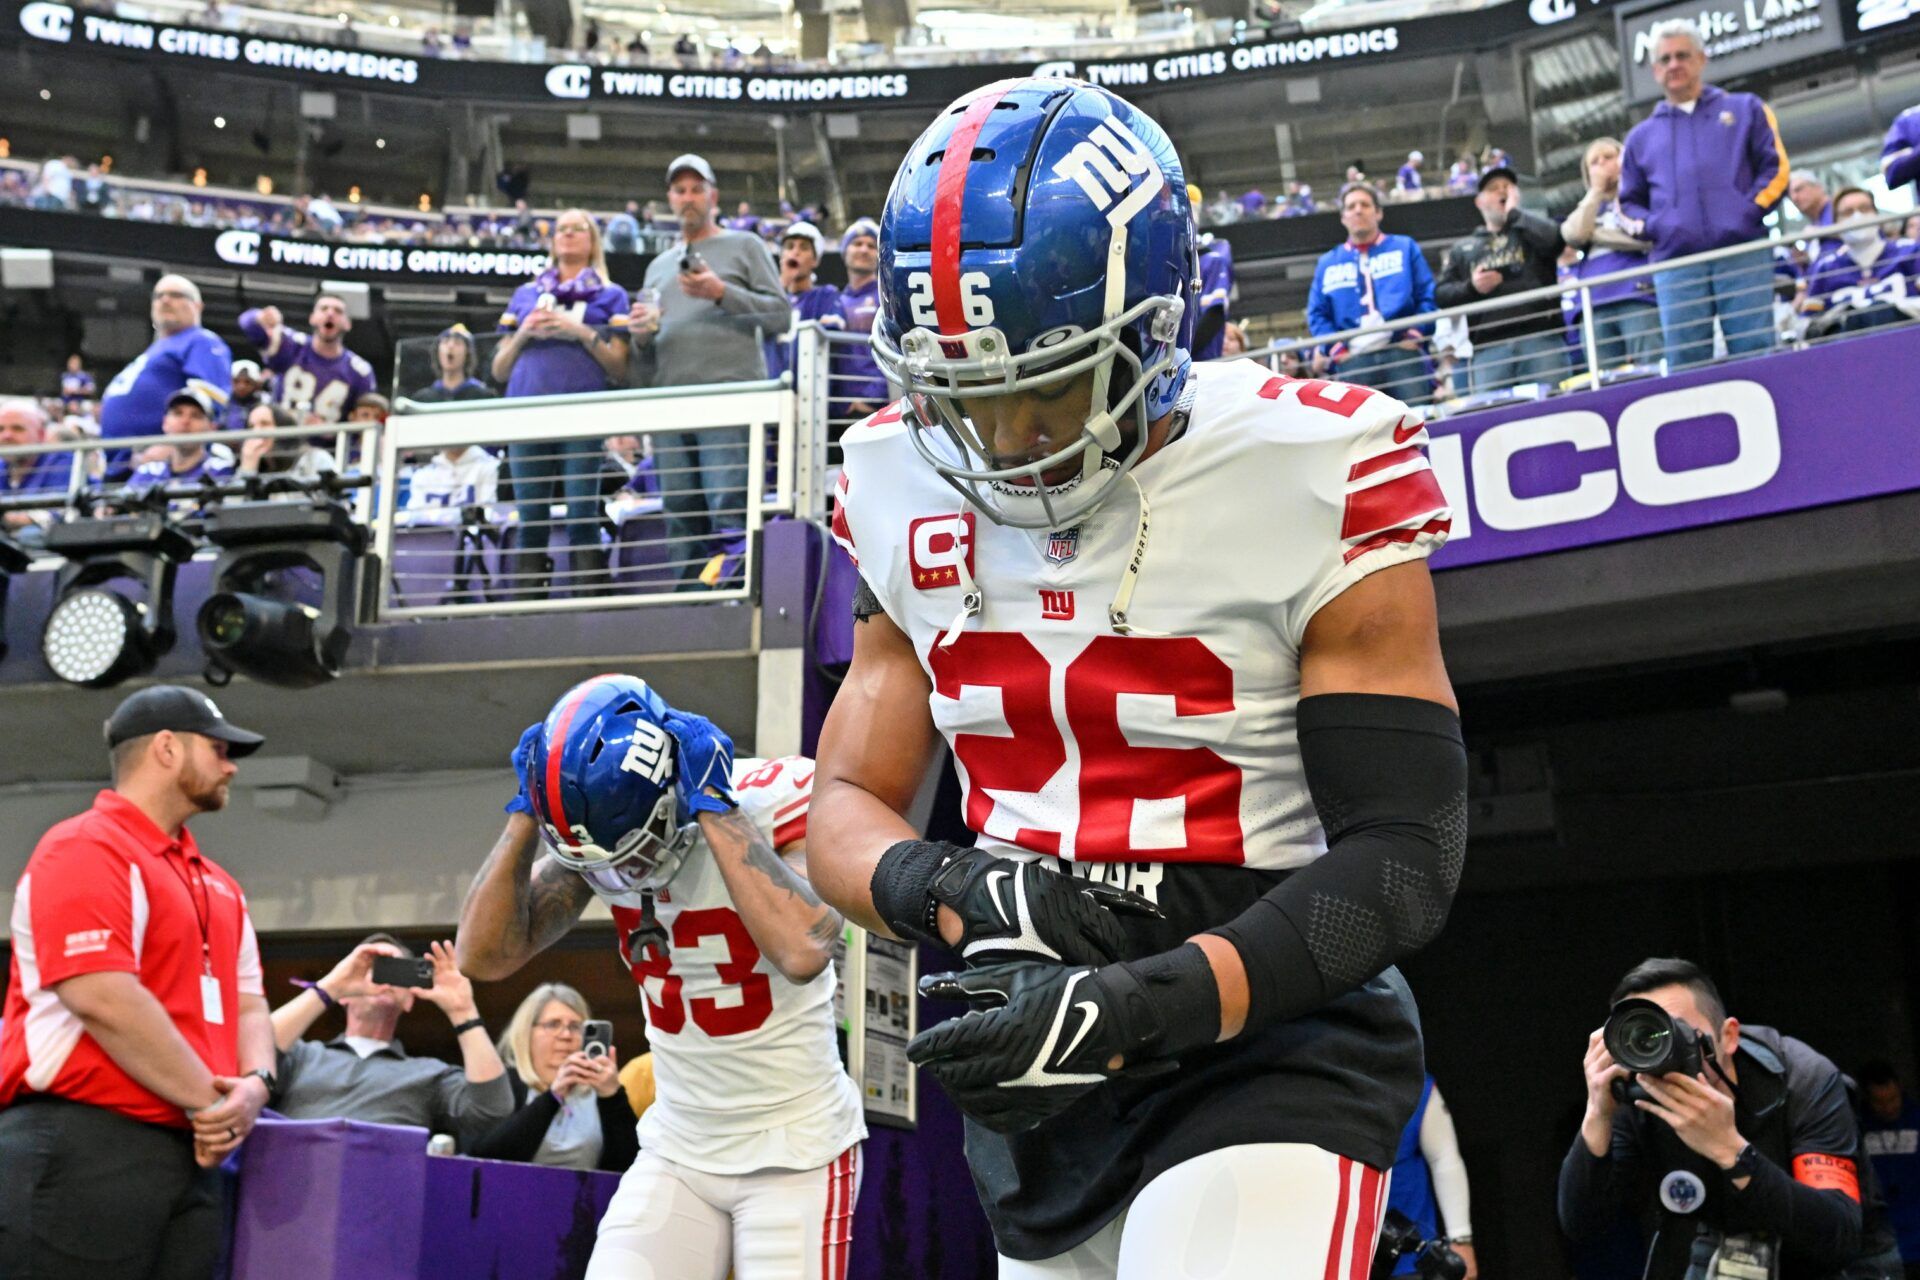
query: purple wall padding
418 1153 620 1279
230 1117 431 1280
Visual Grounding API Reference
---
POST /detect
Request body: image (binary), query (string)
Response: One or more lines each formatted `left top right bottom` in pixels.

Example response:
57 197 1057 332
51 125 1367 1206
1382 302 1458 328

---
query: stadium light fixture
40 513 195 688
196 499 368 689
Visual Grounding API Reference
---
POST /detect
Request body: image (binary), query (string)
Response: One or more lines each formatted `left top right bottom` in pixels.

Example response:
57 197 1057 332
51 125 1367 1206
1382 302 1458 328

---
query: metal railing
0 419 380 535
1253 211 1919 414
376 376 793 618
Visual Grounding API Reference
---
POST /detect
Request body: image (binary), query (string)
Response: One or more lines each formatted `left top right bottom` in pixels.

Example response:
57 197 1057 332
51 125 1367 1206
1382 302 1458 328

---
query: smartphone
680 250 704 274
582 1020 613 1058
370 955 435 988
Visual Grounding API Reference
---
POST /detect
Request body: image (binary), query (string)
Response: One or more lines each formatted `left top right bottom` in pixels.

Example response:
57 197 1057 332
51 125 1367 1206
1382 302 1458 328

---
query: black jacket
467 1072 640 1172
1558 1024 1903 1279
1434 208 1567 345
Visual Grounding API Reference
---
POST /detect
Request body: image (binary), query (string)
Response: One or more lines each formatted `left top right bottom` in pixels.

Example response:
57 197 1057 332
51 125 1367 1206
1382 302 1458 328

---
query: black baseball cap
104 685 265 756
1478 165 1520 193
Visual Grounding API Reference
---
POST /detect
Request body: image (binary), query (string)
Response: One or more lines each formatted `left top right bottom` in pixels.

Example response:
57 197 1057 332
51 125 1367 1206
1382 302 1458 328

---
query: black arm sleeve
467 1077 560 1162
1207 693 1466 1029
595 1091 641 1172
851 575 887 622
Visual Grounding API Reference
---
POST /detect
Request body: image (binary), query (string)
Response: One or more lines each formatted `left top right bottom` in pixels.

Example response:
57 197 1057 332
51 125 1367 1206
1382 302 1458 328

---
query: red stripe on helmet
929 87 1010 336
542 677 614 846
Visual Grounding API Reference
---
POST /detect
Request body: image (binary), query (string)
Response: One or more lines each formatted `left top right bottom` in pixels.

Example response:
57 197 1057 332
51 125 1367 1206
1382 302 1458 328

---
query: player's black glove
908 944 1220 1134
869 840 1160 966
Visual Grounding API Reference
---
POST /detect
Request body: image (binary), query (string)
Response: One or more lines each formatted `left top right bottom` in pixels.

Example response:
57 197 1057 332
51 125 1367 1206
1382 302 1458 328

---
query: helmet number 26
905 271 995 329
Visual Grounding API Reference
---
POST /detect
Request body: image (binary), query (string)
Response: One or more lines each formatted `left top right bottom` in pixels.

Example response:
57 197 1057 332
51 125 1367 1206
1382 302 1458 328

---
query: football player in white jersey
456 675 866 1280
808 80 1469 1278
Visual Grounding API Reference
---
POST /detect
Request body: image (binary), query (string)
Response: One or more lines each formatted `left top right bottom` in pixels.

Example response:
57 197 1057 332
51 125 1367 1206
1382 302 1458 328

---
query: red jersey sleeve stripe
1343 518 1451 564
1347 445 1424 483
1341 465 1448 542
774 815 808 849
830 473 858 565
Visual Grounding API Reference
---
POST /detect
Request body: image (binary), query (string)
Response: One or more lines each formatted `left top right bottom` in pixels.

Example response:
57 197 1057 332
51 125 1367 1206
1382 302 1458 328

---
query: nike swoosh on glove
931 848 1161 967
908 947 1216 1134
662 709 736 820
505 722 541 817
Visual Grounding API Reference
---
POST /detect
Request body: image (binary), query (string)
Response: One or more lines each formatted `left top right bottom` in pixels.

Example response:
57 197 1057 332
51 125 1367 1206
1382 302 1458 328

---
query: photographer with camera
1560 958 1902 1279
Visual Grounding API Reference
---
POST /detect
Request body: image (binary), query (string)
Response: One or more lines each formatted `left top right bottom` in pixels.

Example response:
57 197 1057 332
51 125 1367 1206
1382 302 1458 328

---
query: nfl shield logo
1044 527 1080 565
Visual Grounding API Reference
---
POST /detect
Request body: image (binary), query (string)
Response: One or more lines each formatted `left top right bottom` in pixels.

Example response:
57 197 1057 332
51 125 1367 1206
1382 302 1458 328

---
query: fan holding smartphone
469 991 640 1173
263 935 514 1151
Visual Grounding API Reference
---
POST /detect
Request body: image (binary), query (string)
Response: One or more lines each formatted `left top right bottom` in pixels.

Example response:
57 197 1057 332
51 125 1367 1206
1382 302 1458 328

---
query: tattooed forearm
457 816 590 980
704 808 844 980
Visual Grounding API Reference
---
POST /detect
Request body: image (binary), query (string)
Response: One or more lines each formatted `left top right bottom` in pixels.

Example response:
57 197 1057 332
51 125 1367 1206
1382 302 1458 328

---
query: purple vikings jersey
240 311 377 423
1805 239 1920 310
765 283 844 382
831 277 888 406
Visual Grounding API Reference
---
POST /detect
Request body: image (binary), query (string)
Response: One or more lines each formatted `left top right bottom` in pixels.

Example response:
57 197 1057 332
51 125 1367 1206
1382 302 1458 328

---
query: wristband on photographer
450 1017 486 1038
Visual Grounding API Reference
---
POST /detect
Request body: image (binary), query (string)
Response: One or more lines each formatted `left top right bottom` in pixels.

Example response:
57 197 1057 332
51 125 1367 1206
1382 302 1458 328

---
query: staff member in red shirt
0 685 277 1278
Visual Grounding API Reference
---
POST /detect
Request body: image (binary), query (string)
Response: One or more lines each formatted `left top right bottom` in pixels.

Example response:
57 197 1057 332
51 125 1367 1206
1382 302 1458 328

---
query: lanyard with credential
165 850 225 1025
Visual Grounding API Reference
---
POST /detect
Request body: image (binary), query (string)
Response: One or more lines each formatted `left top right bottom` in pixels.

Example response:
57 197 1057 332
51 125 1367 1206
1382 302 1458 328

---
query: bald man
100 274 233 470
0 399 73 546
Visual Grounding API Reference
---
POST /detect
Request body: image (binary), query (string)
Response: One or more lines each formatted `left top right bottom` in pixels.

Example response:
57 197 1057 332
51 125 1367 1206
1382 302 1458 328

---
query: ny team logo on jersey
1051 119 1165 229
620 720 674 784
909 513 976 590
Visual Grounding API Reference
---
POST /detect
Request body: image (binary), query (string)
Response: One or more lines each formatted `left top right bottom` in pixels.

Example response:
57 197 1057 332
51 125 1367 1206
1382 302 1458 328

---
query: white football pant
585 1144 862 1280
997 1143 1390 1280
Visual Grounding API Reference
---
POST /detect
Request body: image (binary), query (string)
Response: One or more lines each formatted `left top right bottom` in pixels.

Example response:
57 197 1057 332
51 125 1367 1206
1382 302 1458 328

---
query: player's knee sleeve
1208 693 1466 1031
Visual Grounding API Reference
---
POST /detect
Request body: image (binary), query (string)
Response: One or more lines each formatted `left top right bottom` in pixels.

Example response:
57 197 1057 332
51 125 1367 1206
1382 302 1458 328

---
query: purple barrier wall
230 1117 431 1280
1425 326 1920 569
418 1154 620 1279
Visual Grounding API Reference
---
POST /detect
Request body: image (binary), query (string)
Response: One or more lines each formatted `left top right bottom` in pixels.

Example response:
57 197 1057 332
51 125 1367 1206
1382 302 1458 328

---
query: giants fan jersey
832 357 1449 880
591 755 866 1176
832 355 1448 1259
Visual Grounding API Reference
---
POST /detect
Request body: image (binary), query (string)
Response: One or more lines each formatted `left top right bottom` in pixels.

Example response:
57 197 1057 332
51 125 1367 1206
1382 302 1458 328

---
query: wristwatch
246 1067 278 1094
1729 1142 1762 1180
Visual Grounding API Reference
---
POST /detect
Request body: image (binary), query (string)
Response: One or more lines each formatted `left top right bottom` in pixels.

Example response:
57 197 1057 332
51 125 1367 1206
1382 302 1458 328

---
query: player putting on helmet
456 676 865 1280
809 78 1469 1278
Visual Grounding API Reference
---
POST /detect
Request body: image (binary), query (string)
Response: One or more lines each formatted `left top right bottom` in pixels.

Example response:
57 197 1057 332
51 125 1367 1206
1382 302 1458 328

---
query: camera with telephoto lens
1370 1210 1468 1280
1603 996 1711 1105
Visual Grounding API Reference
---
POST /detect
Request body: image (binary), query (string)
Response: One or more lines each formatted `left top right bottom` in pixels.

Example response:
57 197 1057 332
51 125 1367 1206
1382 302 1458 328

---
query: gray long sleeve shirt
272 1036 513 1150
634 229 790 388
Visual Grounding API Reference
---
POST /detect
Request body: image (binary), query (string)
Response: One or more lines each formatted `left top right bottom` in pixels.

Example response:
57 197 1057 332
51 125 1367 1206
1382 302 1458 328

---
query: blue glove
663 710 735 820
505 722 542 817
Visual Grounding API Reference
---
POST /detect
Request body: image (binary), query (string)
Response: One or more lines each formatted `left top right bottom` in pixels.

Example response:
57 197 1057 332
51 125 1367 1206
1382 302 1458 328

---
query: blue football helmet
874 78 1196 529
529 674 695 895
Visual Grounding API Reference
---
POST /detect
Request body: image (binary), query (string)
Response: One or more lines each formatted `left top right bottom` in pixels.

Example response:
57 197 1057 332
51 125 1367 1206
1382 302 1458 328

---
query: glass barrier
376 376 792 617
1245 213 1919 416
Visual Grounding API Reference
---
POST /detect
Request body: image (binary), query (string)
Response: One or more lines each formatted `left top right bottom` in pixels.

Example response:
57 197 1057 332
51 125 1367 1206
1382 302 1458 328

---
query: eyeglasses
533 1018 584 1035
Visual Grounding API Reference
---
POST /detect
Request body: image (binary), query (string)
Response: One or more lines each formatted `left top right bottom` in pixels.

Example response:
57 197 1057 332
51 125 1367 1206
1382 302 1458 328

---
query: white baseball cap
1408 150 1424 162
666 154 716 185
781 221 825 257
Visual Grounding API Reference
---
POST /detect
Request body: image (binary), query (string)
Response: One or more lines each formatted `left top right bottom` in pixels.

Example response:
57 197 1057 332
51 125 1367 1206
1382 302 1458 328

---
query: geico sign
1425 380 1781 537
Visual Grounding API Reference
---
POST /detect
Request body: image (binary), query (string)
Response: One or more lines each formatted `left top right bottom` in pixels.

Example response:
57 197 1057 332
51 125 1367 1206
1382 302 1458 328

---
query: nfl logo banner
1044 527 1079 565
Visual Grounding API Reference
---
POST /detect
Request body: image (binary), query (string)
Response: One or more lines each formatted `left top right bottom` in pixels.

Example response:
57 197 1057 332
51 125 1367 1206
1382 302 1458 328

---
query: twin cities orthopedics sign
19 1 421 83
211 230 549 278
5 0 1597 114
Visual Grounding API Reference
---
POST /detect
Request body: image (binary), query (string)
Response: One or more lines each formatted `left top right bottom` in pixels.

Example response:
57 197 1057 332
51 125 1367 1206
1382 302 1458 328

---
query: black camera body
1371 1210 1468 1280
1604 996 1710 1105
